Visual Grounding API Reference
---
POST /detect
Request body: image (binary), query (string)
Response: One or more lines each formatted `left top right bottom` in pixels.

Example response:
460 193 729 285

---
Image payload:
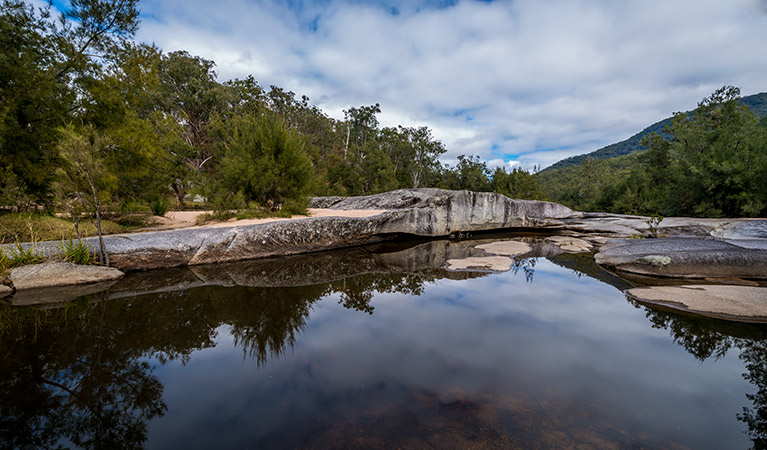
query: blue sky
49 0 767 169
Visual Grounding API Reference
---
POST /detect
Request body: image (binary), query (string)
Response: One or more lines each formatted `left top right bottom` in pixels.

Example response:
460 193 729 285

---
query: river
1 234 764 449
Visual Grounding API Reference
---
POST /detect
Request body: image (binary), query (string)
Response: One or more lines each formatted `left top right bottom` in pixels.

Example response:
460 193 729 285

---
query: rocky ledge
594 237 767 279
3 189 767 323
6 189 576 273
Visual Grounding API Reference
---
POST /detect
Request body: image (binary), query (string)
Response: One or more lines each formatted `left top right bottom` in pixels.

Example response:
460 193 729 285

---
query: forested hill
543 92 767 172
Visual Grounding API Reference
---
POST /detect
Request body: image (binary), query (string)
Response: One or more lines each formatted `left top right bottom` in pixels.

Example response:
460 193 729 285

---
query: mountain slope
543 92 767 172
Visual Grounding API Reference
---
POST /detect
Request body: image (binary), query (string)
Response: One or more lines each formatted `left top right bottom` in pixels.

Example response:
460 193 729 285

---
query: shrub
210 113 315 211
149 197 171 217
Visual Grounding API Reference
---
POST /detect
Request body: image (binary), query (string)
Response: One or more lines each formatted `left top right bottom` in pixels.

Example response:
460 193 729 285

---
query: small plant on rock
7 243 44 268
645 215 663 238
60 239 93 265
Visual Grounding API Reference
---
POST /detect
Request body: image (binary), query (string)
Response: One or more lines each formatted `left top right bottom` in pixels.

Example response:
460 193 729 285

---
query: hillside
543 92 767 172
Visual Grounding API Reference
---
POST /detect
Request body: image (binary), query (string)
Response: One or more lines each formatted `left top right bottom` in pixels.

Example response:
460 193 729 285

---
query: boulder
595 238 767 279
0 285 12 298
626 285 767 323
9 262 125 290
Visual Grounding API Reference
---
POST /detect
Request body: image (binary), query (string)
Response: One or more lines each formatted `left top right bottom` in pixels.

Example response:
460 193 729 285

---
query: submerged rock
626 285 767 323
9 262 125 290
445 256 515 272
545 236 592 253
595 238 767 279
475 241 532 256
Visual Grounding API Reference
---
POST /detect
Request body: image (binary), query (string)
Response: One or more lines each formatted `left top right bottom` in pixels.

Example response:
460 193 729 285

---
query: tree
442 155 492 192
491 166 540 200
56 125 116 265
0 0 140 207
404 126 446 188
155 50 227 201
211 113 316 209
643 85 766 217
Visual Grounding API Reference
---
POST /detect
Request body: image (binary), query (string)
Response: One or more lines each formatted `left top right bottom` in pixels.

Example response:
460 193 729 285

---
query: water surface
1 236 765 449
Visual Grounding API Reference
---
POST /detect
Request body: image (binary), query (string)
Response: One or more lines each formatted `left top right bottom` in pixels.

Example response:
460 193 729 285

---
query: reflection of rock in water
639 305 767 448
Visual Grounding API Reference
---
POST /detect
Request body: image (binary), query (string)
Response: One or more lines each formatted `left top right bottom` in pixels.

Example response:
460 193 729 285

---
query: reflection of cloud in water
3 236 762 449
148 259 750 449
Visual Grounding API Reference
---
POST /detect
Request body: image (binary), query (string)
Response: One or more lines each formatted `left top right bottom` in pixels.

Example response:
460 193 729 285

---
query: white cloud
135 0 767 168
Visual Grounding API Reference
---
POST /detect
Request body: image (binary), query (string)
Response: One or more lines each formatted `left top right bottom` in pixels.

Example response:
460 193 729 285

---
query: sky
55 0 767 169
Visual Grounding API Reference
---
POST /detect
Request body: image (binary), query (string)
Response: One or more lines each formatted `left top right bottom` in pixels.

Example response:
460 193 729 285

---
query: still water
1 235 766 449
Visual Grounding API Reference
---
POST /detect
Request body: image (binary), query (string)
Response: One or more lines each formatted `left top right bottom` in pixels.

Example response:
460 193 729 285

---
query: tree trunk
344 125 350 161
89 183 109 266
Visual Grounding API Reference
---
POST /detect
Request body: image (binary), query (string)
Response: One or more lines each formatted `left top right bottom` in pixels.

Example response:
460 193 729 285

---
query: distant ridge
543 92 767 172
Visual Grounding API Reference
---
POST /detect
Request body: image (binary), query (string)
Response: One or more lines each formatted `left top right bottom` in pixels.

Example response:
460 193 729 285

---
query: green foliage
209 113 316 211
541 86 767 218
491 166 541 200
441 155 492 192
0 0 140 206
59 238 93 265
645 215 663 238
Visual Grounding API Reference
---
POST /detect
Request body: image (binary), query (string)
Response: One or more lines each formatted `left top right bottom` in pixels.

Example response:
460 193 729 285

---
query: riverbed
1 234 764 449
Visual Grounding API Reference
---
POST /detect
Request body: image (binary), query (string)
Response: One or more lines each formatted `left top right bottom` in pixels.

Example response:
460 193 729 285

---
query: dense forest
2 0 765 240
0 0 538 221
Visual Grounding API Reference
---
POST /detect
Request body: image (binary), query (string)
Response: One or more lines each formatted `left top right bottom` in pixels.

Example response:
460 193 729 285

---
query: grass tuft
6 243 44 268
0 212 125 244
60 239 93 265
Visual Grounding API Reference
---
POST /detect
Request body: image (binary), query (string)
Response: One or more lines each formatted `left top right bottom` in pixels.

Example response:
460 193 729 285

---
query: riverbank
2 188 767 322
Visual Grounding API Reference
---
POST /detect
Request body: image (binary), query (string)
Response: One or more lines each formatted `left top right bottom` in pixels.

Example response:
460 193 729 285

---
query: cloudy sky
64 0 767 168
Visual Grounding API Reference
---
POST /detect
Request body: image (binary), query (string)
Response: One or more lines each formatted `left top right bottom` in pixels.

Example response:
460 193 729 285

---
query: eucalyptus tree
0 0 140 208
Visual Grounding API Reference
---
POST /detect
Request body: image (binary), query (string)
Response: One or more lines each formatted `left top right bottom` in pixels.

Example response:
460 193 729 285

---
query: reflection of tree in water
640 305 767 449
0 270 433 448
0 298 168 450
511 258 536 283
332 273 428 314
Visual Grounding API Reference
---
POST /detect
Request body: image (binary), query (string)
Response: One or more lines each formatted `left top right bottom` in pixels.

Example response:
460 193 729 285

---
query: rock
7 188 763 275
711 220 767 240
0 285 12 298
703 277 760 286
9 262 125 290
475 241 531 256
445 256 514 272
595 238 767 279
8 189 577 272
626 285 767 323
545 236 592 253
560 215 767 239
